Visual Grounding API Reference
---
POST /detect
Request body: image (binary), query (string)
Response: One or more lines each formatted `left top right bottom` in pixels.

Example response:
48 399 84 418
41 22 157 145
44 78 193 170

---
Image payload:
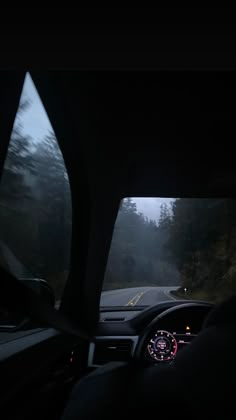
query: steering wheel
135 302 214 363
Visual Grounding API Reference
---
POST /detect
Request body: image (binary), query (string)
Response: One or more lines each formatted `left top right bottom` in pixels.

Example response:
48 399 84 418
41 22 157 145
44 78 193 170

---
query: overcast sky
133 197 173 223
17 73 173 223
17 73 52 141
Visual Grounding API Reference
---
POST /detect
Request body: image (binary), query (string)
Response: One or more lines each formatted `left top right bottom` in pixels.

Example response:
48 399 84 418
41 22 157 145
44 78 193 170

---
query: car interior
1 69 236 419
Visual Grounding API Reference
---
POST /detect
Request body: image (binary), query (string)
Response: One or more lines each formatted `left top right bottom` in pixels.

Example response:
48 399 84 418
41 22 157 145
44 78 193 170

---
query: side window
0 73 72 313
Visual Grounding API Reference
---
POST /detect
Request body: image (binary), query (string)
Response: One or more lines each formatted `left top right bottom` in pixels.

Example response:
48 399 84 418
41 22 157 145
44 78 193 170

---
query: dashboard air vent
93 339 133 365
102 317 125 322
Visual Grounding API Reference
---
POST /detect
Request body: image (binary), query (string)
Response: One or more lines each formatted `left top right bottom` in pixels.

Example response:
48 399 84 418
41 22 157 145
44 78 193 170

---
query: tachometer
147 330 178 362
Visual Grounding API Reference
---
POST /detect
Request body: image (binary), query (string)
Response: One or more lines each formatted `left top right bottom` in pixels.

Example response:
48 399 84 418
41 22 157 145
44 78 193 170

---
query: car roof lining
31 70 236 199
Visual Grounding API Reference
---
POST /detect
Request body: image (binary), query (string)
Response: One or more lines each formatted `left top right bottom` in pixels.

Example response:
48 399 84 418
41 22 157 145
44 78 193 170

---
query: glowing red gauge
147 330 178 362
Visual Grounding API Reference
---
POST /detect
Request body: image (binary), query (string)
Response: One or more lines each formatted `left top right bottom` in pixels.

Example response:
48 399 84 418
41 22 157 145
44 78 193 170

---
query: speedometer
147 330 178 362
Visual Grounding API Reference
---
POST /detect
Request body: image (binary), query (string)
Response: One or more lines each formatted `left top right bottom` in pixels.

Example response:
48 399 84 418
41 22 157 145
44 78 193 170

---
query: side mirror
0 277 56 331
21 278 55 307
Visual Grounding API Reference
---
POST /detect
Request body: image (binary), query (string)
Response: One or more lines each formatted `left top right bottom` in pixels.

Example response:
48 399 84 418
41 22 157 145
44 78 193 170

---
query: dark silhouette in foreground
62 296 236 419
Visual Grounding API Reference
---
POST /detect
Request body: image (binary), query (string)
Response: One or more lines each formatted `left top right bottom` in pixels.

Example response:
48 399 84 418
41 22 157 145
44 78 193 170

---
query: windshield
101 197 236 307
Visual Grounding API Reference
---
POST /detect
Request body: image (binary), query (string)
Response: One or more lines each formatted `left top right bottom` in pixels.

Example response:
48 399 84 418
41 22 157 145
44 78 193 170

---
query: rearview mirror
21 278 55 307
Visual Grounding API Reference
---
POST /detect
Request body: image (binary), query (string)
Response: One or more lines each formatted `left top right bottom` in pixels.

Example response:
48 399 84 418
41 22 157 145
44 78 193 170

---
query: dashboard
143 316 201 363
88 300 213 367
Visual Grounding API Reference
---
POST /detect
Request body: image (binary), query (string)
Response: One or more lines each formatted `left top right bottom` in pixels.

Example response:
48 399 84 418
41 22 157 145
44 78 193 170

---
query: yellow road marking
126 291 146 306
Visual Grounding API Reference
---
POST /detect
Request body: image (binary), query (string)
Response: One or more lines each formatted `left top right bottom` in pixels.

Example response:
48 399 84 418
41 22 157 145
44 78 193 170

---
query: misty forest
104 198 236 303
0 100 72 300
0 99 236 304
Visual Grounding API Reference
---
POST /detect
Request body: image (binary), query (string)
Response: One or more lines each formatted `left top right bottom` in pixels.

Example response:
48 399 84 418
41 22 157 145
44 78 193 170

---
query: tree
0 99 38 278
165 198 236 301
159 202 171 230
0 107 72 299
26 131 72 297
0 99 35 204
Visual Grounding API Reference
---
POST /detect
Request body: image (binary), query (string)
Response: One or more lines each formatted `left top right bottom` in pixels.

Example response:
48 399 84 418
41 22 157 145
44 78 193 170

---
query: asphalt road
100 286 179 307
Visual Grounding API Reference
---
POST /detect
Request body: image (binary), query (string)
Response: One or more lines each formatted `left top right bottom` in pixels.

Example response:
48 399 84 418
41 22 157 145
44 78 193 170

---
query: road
100 286 179 307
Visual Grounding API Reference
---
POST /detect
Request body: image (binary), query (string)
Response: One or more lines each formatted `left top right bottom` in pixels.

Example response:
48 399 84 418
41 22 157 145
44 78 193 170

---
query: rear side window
0 73 72 304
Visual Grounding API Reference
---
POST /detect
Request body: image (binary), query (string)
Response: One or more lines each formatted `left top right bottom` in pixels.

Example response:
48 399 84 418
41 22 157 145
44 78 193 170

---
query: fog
133 197 174 223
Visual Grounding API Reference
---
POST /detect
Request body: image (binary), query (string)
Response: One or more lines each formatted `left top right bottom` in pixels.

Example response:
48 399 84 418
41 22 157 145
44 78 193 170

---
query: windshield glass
101 197 236 307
